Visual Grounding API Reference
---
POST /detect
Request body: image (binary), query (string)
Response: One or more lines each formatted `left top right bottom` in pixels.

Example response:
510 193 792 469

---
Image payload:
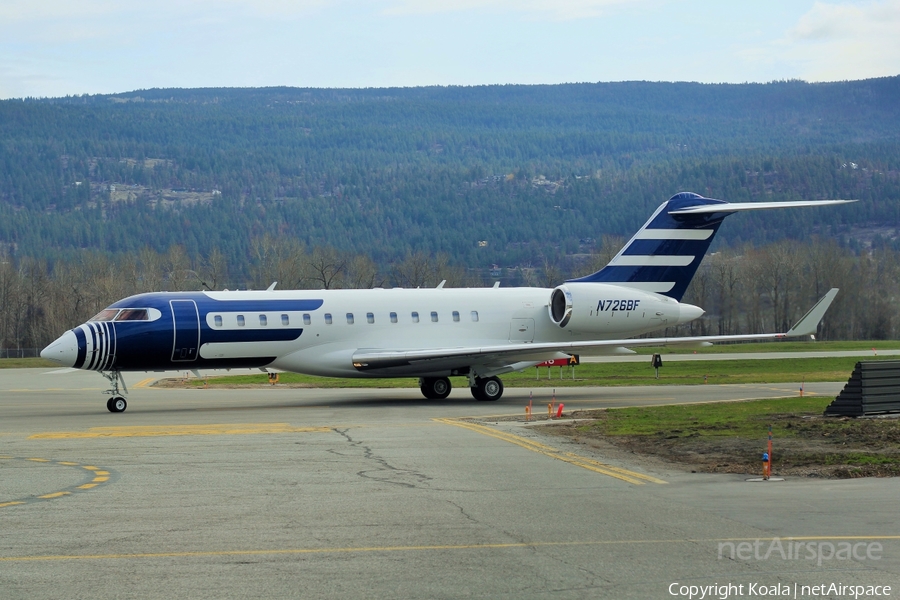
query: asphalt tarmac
1 368 899 599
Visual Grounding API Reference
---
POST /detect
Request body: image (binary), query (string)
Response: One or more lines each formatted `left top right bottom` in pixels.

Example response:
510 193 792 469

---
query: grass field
544 396 900 477
628 340 899 354
579 396 833 438
5 340 899 393
157 354 900 389
0 357 56 368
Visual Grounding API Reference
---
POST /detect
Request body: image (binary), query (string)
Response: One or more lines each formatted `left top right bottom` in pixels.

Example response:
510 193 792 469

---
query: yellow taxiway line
29 423 332 439
0 457 115 508
4 535 900 562
433 418 666 485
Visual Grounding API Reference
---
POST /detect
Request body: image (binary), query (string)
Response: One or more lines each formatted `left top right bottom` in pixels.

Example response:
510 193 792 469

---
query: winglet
786 288 839 337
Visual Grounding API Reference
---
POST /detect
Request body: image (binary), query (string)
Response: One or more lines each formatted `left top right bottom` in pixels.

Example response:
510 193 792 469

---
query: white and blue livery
41 192 850 412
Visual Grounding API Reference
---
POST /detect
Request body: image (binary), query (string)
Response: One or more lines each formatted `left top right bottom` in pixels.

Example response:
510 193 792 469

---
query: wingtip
786 288 839 337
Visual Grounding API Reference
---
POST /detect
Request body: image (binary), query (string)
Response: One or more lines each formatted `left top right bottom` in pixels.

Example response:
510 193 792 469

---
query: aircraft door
170 300 200 362
509 318 535 342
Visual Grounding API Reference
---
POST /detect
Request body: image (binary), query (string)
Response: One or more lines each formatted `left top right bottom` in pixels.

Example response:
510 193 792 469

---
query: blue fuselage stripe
203 329 304 343
73 327 87 369
81 293 324 371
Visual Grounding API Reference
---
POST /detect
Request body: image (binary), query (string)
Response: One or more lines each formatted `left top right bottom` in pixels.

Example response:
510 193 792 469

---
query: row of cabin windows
213 314 294 327
333 310 479 325
212 311 480 328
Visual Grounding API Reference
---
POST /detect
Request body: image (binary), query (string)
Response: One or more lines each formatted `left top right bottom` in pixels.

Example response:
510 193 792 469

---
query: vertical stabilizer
570 192 732 300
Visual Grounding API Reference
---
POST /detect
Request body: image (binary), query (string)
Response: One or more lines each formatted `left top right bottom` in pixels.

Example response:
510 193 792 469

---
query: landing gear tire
471 376 503 401
107 397 127 413
420 377 452 400
101 371 129 413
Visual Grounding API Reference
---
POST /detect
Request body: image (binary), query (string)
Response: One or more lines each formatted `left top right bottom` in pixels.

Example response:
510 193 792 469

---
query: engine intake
549 286 574 327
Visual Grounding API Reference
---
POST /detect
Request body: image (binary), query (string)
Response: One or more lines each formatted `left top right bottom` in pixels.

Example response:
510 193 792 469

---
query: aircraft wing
352 289 839 372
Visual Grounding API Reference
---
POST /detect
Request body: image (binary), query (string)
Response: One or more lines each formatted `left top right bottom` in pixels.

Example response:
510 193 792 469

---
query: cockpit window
89 309 119 322
115 309 149 321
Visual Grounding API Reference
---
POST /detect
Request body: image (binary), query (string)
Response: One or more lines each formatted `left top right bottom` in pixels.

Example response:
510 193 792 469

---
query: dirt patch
535 410 900 479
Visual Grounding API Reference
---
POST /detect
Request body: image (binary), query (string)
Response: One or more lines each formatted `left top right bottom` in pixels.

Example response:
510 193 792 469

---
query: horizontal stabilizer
571 193 855 302
669 200 856 215
786 288 839 337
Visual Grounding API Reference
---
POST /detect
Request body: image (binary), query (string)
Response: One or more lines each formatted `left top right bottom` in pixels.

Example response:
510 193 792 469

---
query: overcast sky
1 0 898 99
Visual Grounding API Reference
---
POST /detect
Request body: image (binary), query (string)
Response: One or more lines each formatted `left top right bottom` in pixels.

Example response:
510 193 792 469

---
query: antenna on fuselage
267 282 278 291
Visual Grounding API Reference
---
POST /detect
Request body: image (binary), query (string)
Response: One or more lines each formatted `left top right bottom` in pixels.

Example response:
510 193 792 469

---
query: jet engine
548 283 703 335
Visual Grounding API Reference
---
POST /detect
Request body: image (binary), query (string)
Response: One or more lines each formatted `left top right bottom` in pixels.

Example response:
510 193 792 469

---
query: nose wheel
106 397 128 413
101 370 129 413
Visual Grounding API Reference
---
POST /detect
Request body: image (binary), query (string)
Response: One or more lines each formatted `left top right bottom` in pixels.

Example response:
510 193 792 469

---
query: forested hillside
1 78 900 348
2 79 899 271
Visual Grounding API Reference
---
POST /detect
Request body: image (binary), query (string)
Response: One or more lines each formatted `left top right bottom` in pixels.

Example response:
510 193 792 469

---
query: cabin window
237 315 245 327
452 311 460 322
89 309 119 322
390 312 398 323
471 311 479 322
431 311 438 322
346 313 354 324
116 309 149 321
325 313 333 325
214 315 223 327
367 312 375 324
283 314 291 326
300 314 309 325
411 311 419 323
259 314 268 326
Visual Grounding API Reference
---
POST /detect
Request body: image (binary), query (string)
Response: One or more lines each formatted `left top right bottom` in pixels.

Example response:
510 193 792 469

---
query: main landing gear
420 377 452 400
101 370 129 413
470 376 503 402
418 375 505 401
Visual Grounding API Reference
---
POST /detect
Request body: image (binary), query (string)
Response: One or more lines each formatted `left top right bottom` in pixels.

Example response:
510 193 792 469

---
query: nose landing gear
101 370 129 413
106 397 127 413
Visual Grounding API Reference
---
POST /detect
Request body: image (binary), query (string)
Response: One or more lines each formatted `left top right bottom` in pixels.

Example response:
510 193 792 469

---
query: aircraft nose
676 303 705 325
41 330 79 367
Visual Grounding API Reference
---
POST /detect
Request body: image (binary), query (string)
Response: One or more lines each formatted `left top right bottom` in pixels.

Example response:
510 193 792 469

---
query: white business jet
41 192 850 412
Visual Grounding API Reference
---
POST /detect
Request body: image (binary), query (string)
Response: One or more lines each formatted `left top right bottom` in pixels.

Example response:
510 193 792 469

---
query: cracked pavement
1 371 898 599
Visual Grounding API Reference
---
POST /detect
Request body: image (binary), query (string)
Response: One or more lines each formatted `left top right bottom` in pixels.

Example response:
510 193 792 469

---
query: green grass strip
182 355 897 388
581 396 833 438
629 340 899 355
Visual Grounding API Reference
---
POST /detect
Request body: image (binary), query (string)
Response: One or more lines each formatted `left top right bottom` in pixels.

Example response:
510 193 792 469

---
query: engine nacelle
548 283 702 335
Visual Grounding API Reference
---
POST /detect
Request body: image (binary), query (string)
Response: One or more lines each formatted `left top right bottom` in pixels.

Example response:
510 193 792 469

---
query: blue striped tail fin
569 192 732 301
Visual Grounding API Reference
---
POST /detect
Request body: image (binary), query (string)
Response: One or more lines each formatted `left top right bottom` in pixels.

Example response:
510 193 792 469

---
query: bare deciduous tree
305 246 347 290
197 247 229 291
4 238 900 354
